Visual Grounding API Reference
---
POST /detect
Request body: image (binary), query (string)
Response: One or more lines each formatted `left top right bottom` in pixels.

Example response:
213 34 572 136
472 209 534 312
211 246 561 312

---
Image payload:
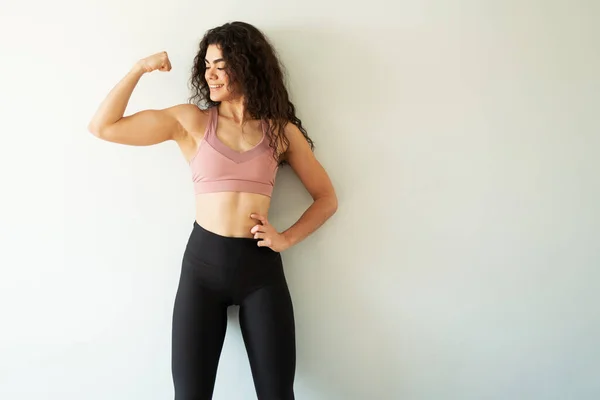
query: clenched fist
136 51 172 73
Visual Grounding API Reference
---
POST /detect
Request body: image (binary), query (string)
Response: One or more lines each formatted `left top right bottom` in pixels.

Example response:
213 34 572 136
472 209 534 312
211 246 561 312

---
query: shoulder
283 121 304 138
169 103 209 126
281 121 313 160
167 104 211 141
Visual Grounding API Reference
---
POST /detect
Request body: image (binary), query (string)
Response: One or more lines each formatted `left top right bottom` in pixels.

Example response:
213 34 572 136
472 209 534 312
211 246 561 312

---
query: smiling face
204 44 238 102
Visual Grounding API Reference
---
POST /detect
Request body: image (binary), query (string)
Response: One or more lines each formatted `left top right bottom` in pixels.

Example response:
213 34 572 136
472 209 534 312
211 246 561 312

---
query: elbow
88 122 108 139
330 195 338 215
313 193 337 218
87 121 100 137
324 192 338 217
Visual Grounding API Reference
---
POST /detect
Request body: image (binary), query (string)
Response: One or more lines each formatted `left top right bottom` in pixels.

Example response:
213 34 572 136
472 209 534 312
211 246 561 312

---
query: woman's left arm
250 123 338 251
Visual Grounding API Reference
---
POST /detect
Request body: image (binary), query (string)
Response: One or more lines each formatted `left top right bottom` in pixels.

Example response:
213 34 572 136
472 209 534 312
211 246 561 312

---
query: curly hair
189 21 314 164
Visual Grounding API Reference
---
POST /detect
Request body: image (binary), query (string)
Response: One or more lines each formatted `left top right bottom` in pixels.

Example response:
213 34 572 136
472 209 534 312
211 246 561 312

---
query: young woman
88 21 337 399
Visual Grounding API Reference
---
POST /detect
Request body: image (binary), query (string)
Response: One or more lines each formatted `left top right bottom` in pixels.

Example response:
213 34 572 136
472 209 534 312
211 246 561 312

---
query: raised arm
87 51 186 145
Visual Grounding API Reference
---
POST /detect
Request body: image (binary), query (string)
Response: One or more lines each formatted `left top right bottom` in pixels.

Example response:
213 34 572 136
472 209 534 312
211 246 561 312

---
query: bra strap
205 107 218 139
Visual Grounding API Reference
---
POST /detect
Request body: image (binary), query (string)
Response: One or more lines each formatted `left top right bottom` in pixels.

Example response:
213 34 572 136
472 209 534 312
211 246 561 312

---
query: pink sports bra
189 107 279 197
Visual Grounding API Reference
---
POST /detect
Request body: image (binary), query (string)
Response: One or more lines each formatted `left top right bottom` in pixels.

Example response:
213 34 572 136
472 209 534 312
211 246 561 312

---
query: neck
218 97 251 126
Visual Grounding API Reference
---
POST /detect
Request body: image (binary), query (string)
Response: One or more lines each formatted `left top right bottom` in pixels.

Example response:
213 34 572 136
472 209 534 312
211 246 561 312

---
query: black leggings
171 222 296 400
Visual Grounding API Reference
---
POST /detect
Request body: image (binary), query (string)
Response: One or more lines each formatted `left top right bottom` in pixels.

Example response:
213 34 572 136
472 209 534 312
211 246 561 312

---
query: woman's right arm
87 51 186 146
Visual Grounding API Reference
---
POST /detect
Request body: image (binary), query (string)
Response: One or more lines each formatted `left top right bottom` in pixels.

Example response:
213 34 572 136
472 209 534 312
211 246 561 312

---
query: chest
214 117 265 153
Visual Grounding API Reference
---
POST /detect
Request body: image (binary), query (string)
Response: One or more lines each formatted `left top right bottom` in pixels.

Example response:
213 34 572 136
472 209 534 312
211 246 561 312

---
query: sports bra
189 107 279 197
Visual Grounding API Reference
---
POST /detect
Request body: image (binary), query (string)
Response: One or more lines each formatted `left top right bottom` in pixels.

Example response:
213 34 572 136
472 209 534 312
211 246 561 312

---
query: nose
205 66 217 80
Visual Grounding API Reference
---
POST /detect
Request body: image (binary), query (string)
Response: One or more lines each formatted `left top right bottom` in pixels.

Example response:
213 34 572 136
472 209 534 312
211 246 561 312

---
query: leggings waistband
186 221 279 269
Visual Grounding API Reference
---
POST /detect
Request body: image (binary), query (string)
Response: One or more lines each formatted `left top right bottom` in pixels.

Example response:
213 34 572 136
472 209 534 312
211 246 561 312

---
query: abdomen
194 192 272 238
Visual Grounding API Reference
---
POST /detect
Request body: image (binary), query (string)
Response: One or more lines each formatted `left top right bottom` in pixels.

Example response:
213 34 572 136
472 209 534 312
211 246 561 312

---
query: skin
88 46 337 252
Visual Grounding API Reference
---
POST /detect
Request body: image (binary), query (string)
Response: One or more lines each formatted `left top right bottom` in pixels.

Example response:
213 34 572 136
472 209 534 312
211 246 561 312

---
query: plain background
1 0 599 399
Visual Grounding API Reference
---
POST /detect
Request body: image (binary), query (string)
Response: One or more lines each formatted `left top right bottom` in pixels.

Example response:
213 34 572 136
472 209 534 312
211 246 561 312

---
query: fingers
250 214 273 249
257 238 271 248
161 58 172 71
253 230 270 247
250 213 268 225
159 51 171 71
251 224 267 234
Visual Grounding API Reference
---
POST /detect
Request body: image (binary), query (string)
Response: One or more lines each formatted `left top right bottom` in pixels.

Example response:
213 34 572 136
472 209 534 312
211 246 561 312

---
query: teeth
210 85 223 88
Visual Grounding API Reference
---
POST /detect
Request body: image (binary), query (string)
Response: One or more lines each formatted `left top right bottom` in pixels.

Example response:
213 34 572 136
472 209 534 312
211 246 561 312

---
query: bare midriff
194 191 271 238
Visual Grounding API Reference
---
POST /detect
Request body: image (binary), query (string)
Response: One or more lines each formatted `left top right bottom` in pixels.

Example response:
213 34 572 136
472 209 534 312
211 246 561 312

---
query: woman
88 21 337 399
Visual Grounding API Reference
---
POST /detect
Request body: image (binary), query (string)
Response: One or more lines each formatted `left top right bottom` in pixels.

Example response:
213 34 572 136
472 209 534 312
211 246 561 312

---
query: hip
181 221 284 301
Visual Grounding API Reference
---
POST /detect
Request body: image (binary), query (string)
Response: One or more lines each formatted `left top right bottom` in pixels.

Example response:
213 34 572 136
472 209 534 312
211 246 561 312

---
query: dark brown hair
189 21 314 163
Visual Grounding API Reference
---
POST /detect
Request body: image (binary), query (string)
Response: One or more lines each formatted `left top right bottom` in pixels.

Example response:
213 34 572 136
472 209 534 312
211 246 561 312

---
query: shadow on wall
258 25 404 400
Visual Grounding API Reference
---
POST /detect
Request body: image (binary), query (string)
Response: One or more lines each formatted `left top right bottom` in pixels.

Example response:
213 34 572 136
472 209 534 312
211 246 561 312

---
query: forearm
88 63 145 134
282 194 338 248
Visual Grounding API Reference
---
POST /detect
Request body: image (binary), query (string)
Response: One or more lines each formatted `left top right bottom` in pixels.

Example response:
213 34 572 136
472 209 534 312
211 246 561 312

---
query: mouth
209 84 224 90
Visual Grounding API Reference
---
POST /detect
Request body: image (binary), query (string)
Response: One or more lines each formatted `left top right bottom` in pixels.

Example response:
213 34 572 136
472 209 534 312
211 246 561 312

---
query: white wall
1 0 599 399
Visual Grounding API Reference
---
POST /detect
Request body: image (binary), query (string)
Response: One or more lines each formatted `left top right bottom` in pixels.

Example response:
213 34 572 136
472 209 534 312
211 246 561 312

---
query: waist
185 221 280 267
194 191 271 238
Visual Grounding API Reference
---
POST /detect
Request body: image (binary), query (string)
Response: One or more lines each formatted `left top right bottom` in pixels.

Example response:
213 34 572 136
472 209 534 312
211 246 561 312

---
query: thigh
239 279 296 400
171 267 227 400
